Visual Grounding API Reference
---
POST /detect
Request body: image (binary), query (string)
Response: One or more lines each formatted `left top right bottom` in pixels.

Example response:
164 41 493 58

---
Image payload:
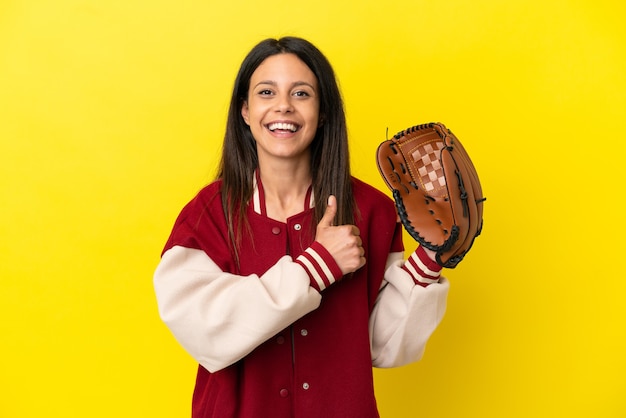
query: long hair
216 36 355 261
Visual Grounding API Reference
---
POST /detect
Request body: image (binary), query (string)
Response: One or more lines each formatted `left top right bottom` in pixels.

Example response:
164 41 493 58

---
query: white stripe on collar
252 175 261 215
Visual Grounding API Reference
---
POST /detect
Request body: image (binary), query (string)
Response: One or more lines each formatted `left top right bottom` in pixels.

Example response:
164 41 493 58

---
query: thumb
318 195 337 227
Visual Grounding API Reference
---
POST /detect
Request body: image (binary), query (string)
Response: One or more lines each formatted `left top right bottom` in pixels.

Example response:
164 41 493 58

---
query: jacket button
279 389 289 397
302 382 310 390
294 223 302 231
272 227 281 235
276 336 285 344
300 329 308 336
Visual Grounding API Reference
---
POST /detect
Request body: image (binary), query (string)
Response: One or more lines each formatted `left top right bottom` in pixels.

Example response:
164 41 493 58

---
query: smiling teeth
268 122 297 132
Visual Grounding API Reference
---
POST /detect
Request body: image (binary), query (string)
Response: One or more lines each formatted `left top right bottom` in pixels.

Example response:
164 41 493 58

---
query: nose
275 93 294 113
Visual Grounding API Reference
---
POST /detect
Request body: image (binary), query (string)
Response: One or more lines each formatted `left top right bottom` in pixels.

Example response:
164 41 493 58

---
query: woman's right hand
315 195 366 275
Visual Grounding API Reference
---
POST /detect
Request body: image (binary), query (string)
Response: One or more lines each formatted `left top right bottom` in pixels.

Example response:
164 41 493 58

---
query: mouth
267 122 299 133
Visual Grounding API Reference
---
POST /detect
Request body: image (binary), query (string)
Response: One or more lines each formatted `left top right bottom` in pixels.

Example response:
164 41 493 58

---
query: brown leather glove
376 122 486 268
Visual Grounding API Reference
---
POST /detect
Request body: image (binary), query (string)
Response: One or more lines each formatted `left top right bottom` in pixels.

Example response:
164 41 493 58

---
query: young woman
154 36 449 418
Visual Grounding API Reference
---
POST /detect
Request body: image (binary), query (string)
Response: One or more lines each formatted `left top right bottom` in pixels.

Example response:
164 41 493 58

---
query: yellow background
1 0 625 416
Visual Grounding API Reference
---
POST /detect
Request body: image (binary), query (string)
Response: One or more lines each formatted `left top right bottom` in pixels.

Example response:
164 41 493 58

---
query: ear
241 101 250 125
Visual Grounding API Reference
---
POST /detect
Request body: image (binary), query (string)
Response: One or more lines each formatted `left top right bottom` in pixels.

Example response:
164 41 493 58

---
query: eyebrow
253 80 316 90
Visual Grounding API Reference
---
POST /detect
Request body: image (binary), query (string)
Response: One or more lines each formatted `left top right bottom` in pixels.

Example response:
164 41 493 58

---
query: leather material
376 122 485 268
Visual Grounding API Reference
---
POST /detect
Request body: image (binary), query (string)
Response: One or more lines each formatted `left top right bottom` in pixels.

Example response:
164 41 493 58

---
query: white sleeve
153 245 322 372
369 252 449 368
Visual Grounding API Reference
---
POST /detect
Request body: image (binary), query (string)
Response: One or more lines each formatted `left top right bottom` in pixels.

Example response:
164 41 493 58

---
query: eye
293 90 310 97
258 89 273 96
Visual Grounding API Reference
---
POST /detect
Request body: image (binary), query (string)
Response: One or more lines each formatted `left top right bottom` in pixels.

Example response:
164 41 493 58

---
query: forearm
369 250 449 368
154 245 323 372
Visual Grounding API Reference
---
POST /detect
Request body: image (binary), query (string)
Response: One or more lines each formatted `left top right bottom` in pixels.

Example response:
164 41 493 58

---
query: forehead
251 53 317 86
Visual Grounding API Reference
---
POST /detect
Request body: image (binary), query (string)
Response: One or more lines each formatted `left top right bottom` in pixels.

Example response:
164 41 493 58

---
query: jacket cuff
402 246 442 287
295 241 343 292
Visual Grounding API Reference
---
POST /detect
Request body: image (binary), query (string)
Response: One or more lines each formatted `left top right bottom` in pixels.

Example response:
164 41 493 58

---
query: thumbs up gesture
315 196 366 275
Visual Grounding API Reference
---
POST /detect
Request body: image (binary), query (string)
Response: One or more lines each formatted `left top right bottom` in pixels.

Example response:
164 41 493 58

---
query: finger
318 195 337 227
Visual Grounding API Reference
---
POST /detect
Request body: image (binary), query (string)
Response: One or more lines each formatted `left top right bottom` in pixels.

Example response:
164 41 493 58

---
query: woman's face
241 53 320 165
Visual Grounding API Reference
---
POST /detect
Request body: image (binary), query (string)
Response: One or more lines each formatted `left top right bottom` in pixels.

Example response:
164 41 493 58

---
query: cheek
243 101 268 124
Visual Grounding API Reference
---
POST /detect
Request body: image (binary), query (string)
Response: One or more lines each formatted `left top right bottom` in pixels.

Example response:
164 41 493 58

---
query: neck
258 159 312 222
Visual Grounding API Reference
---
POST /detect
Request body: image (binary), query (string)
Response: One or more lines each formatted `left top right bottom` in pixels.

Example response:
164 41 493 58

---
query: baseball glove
376 122 485 268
